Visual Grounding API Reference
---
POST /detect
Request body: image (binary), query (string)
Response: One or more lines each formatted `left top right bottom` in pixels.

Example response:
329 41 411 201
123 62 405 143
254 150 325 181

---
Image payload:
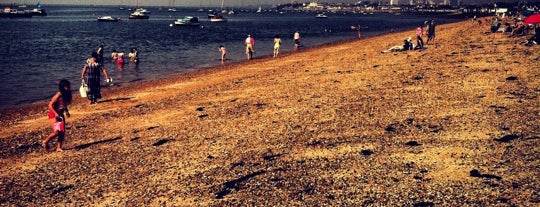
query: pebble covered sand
1 18 539 206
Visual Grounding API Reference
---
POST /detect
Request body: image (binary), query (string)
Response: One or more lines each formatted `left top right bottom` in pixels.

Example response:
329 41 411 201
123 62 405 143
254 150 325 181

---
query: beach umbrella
523 13 540 24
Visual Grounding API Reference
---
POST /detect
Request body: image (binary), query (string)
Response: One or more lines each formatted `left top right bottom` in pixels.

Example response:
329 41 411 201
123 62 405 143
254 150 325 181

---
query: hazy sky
0 0 523 7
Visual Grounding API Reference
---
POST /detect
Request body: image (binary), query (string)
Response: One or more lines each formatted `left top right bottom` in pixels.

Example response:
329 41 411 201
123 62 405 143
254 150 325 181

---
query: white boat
167 0 177 12
28 8 47 16
256 6 262 13
135 8 150 14
129 0 150 19
97 16 120 22
315 13 328 18
129 11 149 19
172 16 200 26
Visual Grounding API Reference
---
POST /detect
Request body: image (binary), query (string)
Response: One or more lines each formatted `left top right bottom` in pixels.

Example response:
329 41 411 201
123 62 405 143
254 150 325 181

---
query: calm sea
0 5 459 108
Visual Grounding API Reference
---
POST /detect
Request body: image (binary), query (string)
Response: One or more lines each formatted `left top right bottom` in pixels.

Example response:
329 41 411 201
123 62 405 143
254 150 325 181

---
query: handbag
79 81 88 98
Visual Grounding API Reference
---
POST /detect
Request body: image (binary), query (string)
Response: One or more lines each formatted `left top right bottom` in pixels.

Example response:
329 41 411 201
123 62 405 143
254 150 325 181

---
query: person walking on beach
416 24 424 49
42 79 72 152
81 51 111 104
219 45 227 62
245 35 255 60
273 35 281 58
427 20 436 45
293 31 301 51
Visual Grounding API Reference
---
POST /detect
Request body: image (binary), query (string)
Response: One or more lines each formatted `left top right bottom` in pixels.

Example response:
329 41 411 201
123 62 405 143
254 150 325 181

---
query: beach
1 18 539 206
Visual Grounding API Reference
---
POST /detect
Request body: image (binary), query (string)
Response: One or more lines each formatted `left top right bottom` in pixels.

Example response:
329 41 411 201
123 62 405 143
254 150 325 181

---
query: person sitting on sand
490 22 501 33
381 37 414 53
523 26 540 46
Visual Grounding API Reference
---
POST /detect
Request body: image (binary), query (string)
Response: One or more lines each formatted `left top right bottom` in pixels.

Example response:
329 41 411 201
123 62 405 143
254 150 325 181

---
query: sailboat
196 0 204 12
29 1 47 16
167 0 178 12
209 0 227 22
129 0 150 19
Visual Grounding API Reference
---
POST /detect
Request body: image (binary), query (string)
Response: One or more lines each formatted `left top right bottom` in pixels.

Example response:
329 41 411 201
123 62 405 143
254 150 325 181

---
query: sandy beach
1 18 539 206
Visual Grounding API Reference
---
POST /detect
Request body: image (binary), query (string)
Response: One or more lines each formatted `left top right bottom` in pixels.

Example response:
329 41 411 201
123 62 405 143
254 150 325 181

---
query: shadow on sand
73 137 122 150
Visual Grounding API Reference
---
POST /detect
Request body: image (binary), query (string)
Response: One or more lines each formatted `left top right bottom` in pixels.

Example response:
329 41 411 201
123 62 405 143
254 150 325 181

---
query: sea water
0 5 459 108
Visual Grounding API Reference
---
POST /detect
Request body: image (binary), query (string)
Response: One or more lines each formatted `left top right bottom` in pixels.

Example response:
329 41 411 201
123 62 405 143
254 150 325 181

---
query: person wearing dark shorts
427 20 436 45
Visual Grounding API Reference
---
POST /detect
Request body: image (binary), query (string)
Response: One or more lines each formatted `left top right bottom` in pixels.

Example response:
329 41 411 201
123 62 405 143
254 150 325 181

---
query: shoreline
1 18 539 206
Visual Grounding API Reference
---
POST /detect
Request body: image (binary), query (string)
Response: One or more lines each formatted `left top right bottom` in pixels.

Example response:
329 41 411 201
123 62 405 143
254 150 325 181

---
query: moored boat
129 11 149 19
0 7 32 18
315 13 328 18
209 14 227 22
172 16 200 26
97 16 121 22
28 8 47 16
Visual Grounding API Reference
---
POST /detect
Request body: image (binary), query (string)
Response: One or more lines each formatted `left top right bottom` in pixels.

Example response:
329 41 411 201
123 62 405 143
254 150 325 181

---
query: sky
0 0 524 7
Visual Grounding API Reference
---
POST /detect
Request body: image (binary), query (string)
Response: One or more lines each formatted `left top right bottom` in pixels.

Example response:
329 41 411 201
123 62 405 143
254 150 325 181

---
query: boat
315 13 328 18
129 11 149 19
167 0 178 12
207 11 216 19
172 16 200 26
209 0 227 22
97 16 120 22
129 0 150 19
196 0 204 12
129 8 150 19
0 7 32 18
209 14 227 22
134 8 150 14
28 8 47 16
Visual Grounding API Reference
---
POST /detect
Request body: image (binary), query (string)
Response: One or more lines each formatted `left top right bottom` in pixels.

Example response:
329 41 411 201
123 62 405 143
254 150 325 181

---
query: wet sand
1 18 539 206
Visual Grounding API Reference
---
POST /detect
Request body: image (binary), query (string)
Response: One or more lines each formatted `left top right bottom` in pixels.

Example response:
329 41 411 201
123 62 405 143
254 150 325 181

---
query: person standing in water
245 35 255 60
96 45 104 65
111 49 118 62
42 79 72 152
219 45 227 62
81 52 111 104
293 31 301 51
273 35 281 58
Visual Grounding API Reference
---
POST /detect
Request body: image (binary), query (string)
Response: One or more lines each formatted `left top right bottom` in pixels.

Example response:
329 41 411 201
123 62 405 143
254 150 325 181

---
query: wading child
42 79 72 152
219 45 227 62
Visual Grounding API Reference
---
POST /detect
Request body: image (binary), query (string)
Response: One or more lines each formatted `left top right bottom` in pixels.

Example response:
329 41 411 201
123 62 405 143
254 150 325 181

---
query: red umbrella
524 13 540 24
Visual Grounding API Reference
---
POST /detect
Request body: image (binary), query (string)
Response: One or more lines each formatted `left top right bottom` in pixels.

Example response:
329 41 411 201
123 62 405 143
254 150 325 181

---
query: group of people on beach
484 14 540 47
381 19 436 53
43 45 119 152
219 31 302 62
45 31 307 152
